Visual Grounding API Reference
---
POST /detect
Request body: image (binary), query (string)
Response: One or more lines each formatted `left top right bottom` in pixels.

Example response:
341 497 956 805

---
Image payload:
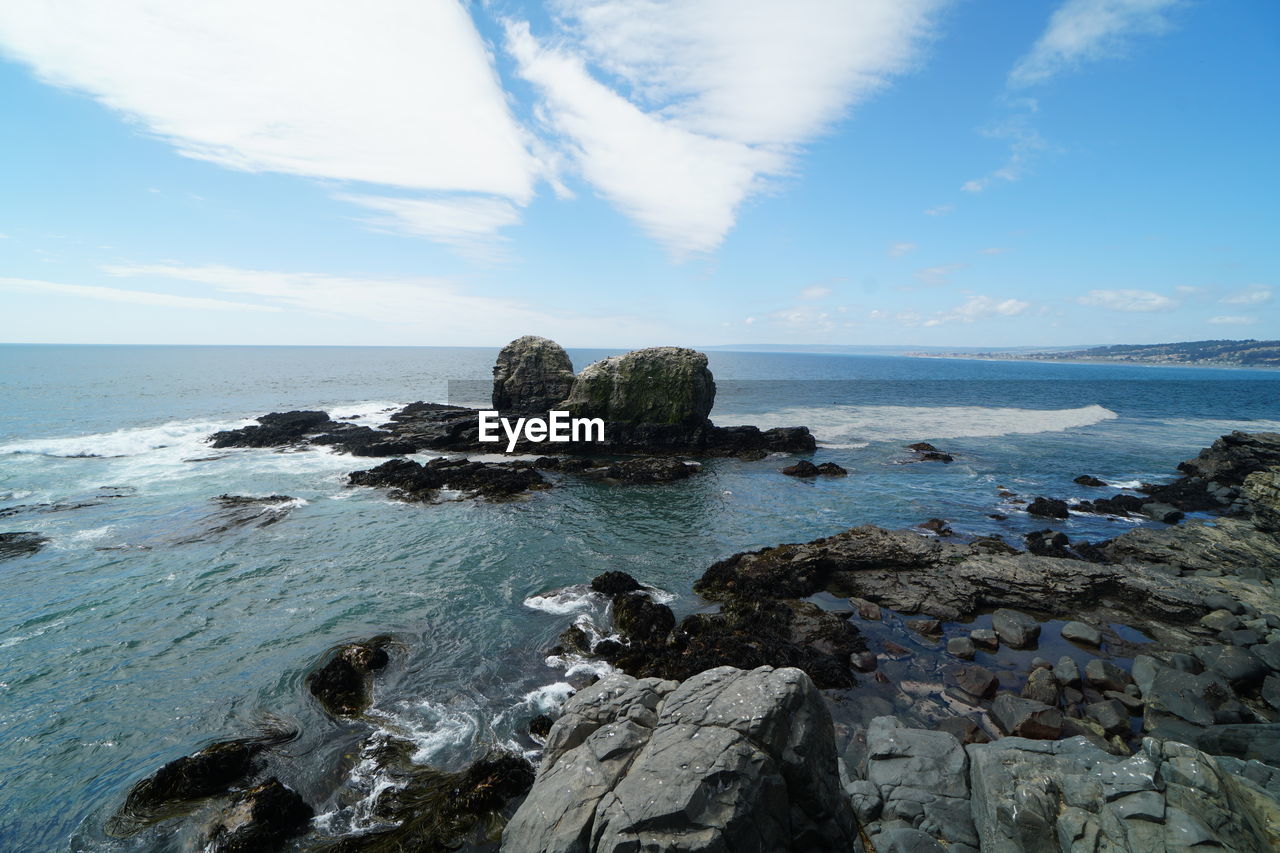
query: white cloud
914 263 966 286
101 263 655 343
507 1 943 254
924 204 954 217
981 247 1012 255
888 242 918 257
1010 0 1182 87
1078 288 1178 312
337 194 523 256
962 116 1050 192
0 275 279 312
1219 285 1273 305
800 285 832 300
0 1 542 245
1208 315 1259 326
921 294 1032 326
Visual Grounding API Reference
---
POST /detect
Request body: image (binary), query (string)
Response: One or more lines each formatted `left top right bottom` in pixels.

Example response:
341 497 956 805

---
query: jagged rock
989 695 1062 739
611 592 675 646
347 457 548 502
562 347 716 427
528 714 554 739
603 457 698 483
491 335 576 413
1086 699 1131 735
1244 466 1280 531
1193 644 1269 688
934 717 990 745
946 636 976 659
816 461 848 476
906 442 954 463
1177 430 1280 485
782 459 819 477
992 608 1040 649
945 664 998 701
1054 656 1082 689
503 666 858 853
1143 668 1235 731
0 531 49 559
1075 474 1107 487
1097 515 1280 577
1021 668 1059 706
209 410 332 448
1202 608 1242 632
1085 658 1131 693
1026 496 1069 519
589 571 643 596
1024 529 1071 558
206 778 312 853
1061 620 1102 646
970 629 999 650
306 636 392 717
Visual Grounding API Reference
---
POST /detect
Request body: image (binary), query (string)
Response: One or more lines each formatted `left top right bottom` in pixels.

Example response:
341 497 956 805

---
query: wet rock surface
504 666 858 853
491 335 575 414
306 636 393 717
205 778 313 853
347 457 549 502
0 530 50 558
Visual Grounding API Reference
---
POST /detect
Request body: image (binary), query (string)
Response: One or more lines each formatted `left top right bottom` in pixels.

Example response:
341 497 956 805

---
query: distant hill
915 339 1280 367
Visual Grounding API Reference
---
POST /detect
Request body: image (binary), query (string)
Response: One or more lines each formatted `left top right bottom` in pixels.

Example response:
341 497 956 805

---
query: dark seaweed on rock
210 410 332 448
206 778 313 853
306 636 393 717
347 457 548 502
0 531 49 559
107 729 297 835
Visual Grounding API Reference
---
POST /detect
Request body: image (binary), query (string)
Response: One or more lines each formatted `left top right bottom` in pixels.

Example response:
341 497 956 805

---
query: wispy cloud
507 1 944 255
0 275 279 312
336 194 523 258
961 114 1052 193
923 294 1032 326
914 263 966 286
888 242 918 257
1010 0 1182 88
800 285 833 300
0 1 542 248
924 204 954 217
1208 315 1259 326
1219 285 1272 305
981 247 1012 255
1078 288 1178 312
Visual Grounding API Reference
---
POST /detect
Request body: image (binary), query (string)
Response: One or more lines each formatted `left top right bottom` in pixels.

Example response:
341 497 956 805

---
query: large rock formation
503 666 858 853
562 347 716 426
492 335 576 413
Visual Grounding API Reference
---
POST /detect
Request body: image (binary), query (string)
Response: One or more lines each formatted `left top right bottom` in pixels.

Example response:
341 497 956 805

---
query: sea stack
562 346 716 426
492 335 576 414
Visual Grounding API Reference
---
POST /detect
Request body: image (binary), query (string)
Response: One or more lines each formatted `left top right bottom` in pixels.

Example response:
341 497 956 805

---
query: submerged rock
0 531 49 559
206 778 313 853
602 457 699 483
492 335 576 414
306 636 393 717
906 442 954 463
503 666 858 853
562 346 715 426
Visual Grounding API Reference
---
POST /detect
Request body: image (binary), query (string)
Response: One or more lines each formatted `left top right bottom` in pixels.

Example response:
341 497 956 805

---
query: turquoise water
1 345 1278 850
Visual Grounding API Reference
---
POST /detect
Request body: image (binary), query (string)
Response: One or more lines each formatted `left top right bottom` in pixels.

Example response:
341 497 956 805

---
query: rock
1086 699 1131 735
919 518 953 537
1142 668 1234 730
1177 430 1280 485
1194 644 1269 687
491 335 576 413
1054 656 1082 689
1202 608 1242 632
503 666 858 853
934 717 990 745
347 457 548 501
527 714 553 739
1194 724 1280 766
906 442 954 463
1061 620 1102 647
864 717 977 848
1131 655 1160 696
782 460 820 477
1221 628 1263 646
1075 475 1108 487
907 618 942 637
306 636 392 717
1085 658 1131 693
109 732 294 831
969 629 999 650
209 409 332 448
992 608 1041 649
1024 529 1071 558
850 597 881 620
611 592 676 646
844 779 882 823
990 695 1063 739
590 571 643 596
562 346 716 427
1140 501 1185 524
1243 466 1280 531
1263 675 1280 710
816 462 848 476
1104 690 1144 713
946 637 976 659
604 457 699 483
1255 641 1280 672
1026 497 1069 519
1096 514 1280 576
205 778 312 853
1020 668 1059 706
0 531 49 559
945 664 998 701
873 827 947 853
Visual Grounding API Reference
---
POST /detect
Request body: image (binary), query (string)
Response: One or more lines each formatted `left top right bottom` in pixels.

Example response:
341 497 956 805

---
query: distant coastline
904 339 1280 370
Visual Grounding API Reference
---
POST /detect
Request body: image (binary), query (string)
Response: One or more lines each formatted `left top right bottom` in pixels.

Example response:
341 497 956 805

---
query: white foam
741 403 1118 444
0 418 252 459
523 586 601 615
367 699 480 765
545 652 618 681
520 682 575 714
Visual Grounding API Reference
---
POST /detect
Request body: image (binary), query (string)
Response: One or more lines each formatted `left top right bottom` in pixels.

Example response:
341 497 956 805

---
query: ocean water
2 344 1279 851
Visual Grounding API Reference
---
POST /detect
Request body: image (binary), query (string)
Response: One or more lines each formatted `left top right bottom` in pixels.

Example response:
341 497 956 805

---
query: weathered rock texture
562 347 716 426
503 666 858 853
491 335 576 413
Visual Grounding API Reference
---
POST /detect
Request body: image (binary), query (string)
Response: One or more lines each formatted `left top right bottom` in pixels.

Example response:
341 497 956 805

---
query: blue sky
0 0 1276 348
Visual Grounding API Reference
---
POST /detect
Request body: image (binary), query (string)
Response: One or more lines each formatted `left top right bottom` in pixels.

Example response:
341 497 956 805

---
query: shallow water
1 345 1278 850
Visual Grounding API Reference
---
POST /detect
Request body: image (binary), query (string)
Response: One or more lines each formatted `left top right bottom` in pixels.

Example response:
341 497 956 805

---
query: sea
1 344 1278 851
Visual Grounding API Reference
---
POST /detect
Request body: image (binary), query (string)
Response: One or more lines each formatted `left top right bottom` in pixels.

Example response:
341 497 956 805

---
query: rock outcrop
502 666 858 853
562 347 715 426
0 531 49 559
492 335 576 414
305 636 393 717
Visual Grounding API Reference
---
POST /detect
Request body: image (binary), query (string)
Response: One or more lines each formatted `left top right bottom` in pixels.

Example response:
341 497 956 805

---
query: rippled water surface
1 345 1278 850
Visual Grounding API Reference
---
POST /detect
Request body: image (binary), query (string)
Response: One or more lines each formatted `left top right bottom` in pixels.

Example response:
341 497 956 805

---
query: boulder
603 457 699 483
1177 430 1280 485
590 571 643 596
1193 644 1269 688
782 460 820 478
945 664 998 701
1074 475 1108 487
205 778 312 853
864 717 978 849
1026 496 1070 519
502 666 858 853
209 410 332 448
946 636 976 659
992 608 1041 649
989 695 1062 739
1061 620 1102 647
1021 668 1060 706
562 347 716 426
491 335 576 413
1084 658 1131 693
347 457 548 501
306 636 392 717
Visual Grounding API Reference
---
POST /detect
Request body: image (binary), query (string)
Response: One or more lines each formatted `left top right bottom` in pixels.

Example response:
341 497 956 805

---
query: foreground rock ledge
502 665 858 853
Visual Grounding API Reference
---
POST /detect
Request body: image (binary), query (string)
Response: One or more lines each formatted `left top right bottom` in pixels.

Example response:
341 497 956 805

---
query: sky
0 0 1276 349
